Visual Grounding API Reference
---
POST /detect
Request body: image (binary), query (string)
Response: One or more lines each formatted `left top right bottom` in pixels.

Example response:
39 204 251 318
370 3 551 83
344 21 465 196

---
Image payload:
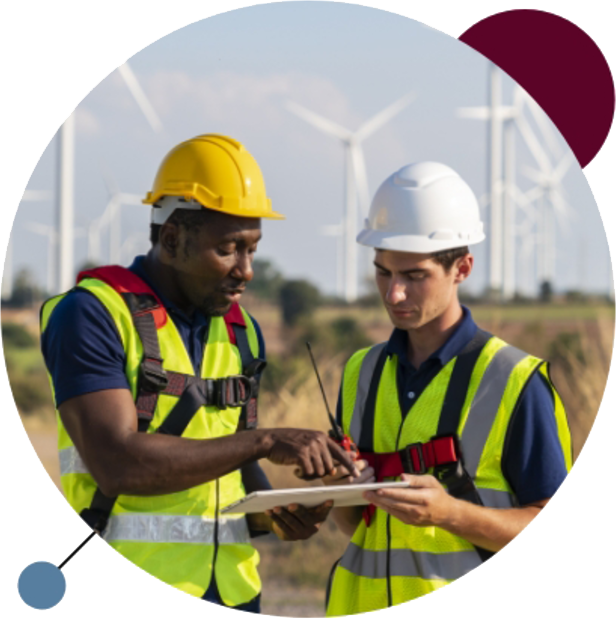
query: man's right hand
323 458 375 487
263 428 359 479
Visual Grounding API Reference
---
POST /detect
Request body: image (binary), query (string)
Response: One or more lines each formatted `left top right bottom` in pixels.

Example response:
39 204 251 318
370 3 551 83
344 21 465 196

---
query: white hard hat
357 162 485 253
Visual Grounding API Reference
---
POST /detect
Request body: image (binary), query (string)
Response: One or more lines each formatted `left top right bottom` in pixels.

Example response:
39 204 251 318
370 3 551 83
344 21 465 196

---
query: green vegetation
279 279 321 327
2 322 51 415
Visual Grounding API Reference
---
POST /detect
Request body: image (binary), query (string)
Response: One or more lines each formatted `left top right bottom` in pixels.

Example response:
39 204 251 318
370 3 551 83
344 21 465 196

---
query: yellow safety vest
327 334 572 616
41 273 262 606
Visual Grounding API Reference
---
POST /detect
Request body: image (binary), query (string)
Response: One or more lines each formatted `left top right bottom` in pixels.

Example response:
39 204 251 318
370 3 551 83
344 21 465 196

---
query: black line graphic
58 532 97 570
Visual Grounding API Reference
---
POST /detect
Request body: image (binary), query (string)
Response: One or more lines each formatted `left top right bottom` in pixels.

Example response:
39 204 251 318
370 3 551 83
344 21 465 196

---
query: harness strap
76 266 263 535
233 323 265 429
359 329 494 564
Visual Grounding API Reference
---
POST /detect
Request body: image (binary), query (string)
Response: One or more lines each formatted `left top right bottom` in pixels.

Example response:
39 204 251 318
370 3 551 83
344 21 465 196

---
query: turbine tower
55 60 162 293
457 63 517 299
286 93 415 302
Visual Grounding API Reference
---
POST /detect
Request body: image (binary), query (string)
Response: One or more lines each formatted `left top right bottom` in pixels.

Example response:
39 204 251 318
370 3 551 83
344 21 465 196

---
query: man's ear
159 222 180 259
454 253 474 283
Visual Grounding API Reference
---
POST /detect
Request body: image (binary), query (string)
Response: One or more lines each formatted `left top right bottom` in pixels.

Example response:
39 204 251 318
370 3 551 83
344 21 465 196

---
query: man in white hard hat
324 162 572 615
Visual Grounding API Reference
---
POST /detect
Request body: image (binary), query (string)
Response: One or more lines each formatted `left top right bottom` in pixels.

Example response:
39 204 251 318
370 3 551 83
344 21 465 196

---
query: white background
1 1 614 617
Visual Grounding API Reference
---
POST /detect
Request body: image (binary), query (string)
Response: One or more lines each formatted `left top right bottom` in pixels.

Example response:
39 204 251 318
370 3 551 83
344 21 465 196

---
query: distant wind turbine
55 60 162 293
286 92 416 302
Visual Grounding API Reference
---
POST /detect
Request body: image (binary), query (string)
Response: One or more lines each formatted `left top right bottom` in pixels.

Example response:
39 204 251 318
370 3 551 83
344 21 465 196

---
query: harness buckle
402 442 427 475
214 375 253 409
80 508 109 534
139 357 169 393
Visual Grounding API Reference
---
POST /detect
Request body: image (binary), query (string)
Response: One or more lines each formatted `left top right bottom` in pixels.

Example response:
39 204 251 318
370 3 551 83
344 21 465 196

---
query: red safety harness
359 436 462 525
75 266 265 532
353 329 495 568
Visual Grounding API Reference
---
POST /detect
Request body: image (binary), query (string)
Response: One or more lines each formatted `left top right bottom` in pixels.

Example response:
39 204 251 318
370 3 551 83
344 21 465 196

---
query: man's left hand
363 474 457 527
266 501 333 541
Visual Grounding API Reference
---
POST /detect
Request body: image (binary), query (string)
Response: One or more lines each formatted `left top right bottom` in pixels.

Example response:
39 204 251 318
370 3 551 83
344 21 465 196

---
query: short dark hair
150 207 213 245
429 246 469 272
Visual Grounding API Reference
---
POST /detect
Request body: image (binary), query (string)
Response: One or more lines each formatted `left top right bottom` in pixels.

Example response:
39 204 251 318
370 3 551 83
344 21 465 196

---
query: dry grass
547 318 613 459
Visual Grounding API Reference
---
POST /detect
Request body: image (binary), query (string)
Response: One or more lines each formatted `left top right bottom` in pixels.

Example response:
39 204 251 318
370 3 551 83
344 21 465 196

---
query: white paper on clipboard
221 481 411 514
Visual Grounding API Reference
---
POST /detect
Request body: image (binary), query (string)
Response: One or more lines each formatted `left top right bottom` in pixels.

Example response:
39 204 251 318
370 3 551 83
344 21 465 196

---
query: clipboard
221 481 411 514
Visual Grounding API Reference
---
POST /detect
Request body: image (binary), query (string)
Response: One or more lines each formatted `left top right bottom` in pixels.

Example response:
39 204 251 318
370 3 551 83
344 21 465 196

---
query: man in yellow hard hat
323 162 572 615
41 134 357 612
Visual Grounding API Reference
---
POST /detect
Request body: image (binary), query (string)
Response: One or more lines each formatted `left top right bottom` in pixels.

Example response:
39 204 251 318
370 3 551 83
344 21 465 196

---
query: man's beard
197 294 232 318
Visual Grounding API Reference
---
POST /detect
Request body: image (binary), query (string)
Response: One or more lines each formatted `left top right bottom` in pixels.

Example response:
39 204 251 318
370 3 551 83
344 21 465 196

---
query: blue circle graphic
18 562 66 609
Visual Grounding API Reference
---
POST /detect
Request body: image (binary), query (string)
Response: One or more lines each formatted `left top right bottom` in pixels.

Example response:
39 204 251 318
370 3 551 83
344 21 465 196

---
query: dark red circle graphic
460 9 615 168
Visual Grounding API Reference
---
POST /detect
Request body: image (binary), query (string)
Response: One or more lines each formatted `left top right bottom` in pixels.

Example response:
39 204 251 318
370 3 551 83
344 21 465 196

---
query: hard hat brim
356 228 485 253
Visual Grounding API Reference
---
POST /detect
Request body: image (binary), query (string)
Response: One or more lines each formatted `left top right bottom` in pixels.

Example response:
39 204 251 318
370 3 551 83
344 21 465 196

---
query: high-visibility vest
41 272 262 606
326 334 572 616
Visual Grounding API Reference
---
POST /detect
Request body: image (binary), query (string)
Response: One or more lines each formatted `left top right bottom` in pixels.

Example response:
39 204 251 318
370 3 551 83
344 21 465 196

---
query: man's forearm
60 389 357 498
365 475 547 554
90 429 274 497
438 499 545 553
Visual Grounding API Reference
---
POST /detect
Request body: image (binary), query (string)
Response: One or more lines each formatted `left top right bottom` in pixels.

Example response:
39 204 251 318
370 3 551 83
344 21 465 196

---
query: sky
12 1 612 297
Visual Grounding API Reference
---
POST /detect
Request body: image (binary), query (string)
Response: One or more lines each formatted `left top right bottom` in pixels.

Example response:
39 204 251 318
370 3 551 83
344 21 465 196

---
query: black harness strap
79 282 266 534
232 323 266 430
357 346 389 453
123 293 169 431
433 328 493 562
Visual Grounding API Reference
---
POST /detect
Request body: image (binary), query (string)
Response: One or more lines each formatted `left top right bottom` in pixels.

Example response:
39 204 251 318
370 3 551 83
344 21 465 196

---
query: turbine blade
24 222 51 236
117 62 163 133
118 193 145 205
21 189 52 202
321 224 343 236
356 92 416 141
524 186 544 204
521 165 546 185
456 105 515 120
522 91 563 160
99 161 120 198
515 112 552 174
350 144 371 217
456 107 490 120
550 188 574 220
285 101 352 140
554 152 574 183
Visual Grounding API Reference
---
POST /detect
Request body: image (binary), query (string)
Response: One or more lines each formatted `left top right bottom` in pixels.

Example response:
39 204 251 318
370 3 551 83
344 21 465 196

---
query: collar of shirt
128 255 209 330
385 305 478 372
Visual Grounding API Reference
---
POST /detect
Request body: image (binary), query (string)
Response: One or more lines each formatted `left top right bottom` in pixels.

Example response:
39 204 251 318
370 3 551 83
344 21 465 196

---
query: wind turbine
457 76 563 300
99 167 145 264
286 92 416 302
457 66 521 299
522 152 574 288
55 60 162 293
24 223 57 293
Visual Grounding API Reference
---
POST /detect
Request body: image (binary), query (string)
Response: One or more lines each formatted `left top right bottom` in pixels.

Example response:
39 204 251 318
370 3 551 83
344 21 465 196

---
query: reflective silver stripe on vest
477 487 516 508
349 343 387 443
59 446 89 476
103 513 251 545
461 345 528 478
339 543 482 580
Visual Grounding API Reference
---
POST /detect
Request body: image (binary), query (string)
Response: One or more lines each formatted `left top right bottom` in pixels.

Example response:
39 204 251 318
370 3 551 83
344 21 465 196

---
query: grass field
4 300 614 616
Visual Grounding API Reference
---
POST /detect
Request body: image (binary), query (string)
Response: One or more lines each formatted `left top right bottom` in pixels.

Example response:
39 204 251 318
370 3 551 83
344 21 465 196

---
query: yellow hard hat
143 134 285 220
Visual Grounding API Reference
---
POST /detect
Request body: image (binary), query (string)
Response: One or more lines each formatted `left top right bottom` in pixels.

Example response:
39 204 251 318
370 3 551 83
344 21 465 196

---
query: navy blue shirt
336 307 569 506
41 256 266 408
